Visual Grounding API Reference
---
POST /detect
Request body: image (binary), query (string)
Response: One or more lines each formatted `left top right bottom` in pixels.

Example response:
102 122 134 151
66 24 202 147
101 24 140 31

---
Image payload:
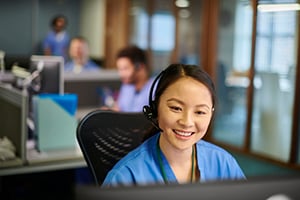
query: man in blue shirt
64 36 100 73
113 45 154 112
43 15 70 61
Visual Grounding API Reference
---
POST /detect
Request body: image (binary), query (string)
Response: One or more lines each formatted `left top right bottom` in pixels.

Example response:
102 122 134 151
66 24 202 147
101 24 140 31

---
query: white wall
79 0 106 58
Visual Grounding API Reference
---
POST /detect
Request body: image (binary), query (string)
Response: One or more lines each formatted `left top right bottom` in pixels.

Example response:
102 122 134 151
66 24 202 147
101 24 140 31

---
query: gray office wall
0 0 80 56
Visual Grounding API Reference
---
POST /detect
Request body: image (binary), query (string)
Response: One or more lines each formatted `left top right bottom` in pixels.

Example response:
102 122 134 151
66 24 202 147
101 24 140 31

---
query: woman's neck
159 136 196 183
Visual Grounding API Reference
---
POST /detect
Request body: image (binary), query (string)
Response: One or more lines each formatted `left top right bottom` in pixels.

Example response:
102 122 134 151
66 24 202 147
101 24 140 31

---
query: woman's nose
178 112 194 127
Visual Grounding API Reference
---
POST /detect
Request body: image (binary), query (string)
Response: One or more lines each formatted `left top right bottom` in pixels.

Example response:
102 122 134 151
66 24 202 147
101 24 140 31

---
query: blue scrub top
43 31 70 61
102 133 246 187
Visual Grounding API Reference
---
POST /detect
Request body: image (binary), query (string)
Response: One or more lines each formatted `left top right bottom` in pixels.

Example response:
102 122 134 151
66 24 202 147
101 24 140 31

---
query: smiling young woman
102 64 246 187
157 76 213 183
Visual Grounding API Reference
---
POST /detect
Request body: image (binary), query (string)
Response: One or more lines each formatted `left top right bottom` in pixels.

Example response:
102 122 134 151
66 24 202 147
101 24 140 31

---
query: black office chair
76 110 153 185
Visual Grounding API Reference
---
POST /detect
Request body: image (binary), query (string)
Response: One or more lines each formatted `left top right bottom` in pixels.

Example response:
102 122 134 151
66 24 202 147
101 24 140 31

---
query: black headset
143 70 165 130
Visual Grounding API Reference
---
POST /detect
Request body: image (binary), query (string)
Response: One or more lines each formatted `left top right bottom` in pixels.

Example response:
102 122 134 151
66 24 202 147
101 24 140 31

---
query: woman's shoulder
197 140 233 157
196 140 246 179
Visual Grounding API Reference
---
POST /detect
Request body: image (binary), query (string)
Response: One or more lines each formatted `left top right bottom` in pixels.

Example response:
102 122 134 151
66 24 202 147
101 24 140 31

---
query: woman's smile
173 129 195 137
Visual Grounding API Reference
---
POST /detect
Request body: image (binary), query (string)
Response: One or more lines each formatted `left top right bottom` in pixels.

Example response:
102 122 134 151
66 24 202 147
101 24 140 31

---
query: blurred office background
1 0 300 197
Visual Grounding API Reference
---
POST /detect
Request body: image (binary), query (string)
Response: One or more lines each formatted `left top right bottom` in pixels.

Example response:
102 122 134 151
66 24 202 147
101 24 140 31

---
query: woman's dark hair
143 63 216 141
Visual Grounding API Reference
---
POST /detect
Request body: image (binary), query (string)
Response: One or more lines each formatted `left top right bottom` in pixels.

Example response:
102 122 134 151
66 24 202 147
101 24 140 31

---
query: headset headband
148 70 165 106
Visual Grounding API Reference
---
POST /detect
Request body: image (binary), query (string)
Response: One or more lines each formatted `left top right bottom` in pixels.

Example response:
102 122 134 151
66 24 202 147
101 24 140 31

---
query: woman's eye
196 111 207 115
170 106 181 112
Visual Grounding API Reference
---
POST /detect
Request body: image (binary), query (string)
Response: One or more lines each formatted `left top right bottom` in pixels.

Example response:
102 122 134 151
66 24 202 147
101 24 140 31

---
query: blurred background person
64 36 100 73
112 45 154 112
43 14 70 61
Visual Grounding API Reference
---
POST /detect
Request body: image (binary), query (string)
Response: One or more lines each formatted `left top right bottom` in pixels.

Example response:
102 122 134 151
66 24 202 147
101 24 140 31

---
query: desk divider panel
32 94 78 152
0 84 28 168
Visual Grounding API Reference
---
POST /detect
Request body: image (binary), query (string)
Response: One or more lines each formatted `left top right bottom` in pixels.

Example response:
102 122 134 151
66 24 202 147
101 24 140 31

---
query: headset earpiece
143 105 162 131
143 100 157 118
143 105 154 120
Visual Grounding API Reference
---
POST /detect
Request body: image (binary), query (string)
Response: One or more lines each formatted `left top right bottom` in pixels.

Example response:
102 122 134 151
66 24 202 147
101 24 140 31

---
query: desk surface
0 144 86 176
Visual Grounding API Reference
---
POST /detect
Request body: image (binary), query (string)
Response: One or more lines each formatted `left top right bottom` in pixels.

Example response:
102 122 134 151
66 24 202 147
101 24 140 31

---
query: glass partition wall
212 0 299 164
251 0 299 162
212 0 253 148
129 0 203 73
129 0 177 74
128 0 300 168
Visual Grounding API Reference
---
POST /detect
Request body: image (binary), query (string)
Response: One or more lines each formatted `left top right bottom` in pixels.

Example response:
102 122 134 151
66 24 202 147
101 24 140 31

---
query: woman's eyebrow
167 98 211 109
167 98 183 104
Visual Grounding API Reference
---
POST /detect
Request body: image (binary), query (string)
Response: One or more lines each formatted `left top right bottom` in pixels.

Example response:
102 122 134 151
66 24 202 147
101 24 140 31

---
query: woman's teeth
174 130 193 137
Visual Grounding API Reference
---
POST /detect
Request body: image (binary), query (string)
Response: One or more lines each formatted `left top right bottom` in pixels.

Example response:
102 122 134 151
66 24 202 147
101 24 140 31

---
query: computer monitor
0 84 28 167
30 55 64 95
4 54 30 70
75 176 300 200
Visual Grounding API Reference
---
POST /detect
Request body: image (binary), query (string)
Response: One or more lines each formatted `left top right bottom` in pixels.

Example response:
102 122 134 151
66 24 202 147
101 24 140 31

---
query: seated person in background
112 45 154 112
43 14 70 61
64 36 100 73
102 64 246 187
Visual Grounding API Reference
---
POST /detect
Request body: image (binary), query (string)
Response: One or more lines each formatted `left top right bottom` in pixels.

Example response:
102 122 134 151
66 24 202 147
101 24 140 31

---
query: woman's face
157 77 213 151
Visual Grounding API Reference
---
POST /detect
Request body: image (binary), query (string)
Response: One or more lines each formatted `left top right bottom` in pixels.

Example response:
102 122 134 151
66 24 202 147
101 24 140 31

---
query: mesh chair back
76 110 153 185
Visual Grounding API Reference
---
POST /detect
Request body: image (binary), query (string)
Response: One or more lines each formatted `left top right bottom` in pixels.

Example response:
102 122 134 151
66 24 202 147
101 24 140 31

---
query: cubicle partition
0 84 28 168
0 69 121 176
0 70 121 198
64 70 121 119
